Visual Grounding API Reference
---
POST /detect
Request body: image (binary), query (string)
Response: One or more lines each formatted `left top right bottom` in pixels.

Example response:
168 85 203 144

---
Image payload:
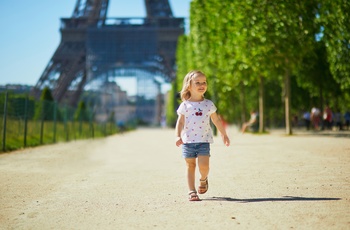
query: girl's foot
198 178 208 194
188 191 200 201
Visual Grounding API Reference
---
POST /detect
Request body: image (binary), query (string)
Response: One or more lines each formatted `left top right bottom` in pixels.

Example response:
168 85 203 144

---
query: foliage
40 86 54 101
0 92 35 120
167 35 189 127
168 0 350 131
74 101 90 122
35 87 55 121
317 0 350 89
166 82 178 127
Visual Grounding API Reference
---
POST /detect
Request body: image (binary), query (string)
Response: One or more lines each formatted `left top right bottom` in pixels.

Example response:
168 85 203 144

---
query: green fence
1 92 120 152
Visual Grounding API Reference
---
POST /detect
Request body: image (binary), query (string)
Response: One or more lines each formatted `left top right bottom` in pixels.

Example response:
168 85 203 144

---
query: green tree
35 87 55 120
239 0 318 134
297 41 342 111
189 0 240 122
171 0 349 131
74 101 90 122
167 35 189 127
317 0 350 89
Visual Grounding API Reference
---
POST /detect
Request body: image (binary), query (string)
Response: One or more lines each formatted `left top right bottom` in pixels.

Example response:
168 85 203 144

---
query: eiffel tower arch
32 0 184 125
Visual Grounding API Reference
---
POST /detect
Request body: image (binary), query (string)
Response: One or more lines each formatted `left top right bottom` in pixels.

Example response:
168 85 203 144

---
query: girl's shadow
204 196 341 203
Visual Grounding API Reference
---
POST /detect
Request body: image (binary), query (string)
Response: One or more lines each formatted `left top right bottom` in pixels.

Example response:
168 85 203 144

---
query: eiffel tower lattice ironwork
32 0 184 108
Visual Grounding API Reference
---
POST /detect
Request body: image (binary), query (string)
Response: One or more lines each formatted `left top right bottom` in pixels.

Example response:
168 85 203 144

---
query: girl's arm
211 112 230 146
175 114 185 146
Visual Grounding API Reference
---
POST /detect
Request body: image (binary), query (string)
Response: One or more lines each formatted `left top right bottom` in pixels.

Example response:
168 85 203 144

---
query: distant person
117 121 126 133
160 114 166 128
292 114 299 127
218 114 228 131
311 107 321 130
344 111 350 130
333 110 343 131
175 70 230 201
322 105 333 130
302 111 311 130
241 110 258 133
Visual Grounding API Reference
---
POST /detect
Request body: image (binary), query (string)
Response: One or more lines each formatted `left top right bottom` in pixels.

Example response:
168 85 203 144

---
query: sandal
198 178 208 194
188 190 200 201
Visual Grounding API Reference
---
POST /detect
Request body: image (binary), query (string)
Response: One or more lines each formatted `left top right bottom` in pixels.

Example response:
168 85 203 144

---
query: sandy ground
0 127 349 230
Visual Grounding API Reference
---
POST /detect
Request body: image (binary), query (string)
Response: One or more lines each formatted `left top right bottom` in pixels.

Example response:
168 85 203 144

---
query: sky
0 0 191 94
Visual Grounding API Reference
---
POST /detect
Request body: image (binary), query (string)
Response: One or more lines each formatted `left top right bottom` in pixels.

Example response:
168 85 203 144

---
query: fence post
53 101 57 143
23 95 28 147
79 113 82 137
40 100 44 144
72 116 76 140
64 105 69 141
2 92 8 151
90 109 94 138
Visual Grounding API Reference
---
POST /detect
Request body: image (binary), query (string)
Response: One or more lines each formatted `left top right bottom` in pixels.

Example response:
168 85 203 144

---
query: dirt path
1 127 349 229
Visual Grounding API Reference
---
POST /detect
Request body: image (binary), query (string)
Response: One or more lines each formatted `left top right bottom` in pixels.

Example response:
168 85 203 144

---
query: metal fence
1 92 120 152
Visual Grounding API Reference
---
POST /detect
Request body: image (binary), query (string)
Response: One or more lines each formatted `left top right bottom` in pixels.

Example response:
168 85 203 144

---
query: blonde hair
180 70 206 101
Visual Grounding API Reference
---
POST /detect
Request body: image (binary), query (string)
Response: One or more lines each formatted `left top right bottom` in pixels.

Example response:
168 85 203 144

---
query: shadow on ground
275 128 350 138
204 196 341 203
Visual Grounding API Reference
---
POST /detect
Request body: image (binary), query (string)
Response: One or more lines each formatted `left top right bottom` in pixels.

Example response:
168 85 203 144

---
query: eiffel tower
32 0 184 111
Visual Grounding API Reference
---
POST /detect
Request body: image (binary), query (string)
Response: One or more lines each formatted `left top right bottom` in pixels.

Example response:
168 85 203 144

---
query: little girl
175 70 230 201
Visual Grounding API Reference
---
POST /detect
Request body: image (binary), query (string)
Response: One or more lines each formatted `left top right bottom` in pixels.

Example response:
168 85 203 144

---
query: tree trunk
284 67 292 135
240 81 246 126
212 76 217 136
259 76 265 133
319 81 324 114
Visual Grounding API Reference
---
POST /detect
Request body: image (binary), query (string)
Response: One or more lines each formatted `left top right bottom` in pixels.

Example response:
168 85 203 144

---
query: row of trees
167 0 349 134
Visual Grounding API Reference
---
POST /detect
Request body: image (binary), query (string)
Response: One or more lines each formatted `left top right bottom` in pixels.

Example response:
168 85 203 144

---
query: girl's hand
175 137 183 147
222 135 230 146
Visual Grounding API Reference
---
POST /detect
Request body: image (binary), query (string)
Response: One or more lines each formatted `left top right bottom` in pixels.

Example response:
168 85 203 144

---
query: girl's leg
198 155 210 194
198 155 210 181
185 158 197 191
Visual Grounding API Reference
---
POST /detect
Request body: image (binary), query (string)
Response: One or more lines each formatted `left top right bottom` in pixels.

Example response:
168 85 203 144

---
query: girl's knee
198 159 209 171
186 159 196 169
199 164 209 171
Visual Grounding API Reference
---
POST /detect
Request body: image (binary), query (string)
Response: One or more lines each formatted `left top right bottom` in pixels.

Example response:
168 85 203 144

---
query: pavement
0 126 349 229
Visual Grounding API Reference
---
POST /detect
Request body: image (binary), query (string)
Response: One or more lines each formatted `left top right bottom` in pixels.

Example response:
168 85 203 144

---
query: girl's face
190 74 207 96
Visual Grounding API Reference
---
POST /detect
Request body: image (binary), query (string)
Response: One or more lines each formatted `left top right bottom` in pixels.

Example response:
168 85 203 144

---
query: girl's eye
195 82 207 86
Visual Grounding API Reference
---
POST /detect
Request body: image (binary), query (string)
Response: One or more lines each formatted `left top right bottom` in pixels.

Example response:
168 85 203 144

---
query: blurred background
0 0 349 152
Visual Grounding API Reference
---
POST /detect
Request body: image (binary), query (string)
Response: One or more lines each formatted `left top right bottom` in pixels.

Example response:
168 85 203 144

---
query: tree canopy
169 0 350 132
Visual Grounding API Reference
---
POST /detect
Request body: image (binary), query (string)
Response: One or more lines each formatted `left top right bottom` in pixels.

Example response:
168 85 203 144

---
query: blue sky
0 0 191 88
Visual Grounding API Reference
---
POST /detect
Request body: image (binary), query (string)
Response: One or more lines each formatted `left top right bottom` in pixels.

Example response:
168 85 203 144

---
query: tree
74 101 89 122
317 0 350 90
35 87 55 120
166 35 191 127
297 41 342 111
189 0 241 122
171 0 349 131
205 0 319 134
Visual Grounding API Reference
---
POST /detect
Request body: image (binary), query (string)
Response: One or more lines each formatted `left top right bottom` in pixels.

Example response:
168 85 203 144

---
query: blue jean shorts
182 143 210 158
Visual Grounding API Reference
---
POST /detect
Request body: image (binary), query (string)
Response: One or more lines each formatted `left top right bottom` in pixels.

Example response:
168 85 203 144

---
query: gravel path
1 127 349 229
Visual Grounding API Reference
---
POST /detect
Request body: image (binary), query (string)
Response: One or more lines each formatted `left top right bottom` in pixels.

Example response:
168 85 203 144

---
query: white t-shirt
177 99 217 143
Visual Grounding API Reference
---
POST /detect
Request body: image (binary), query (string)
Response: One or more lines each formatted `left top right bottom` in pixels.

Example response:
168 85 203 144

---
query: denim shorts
182 143 210 158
